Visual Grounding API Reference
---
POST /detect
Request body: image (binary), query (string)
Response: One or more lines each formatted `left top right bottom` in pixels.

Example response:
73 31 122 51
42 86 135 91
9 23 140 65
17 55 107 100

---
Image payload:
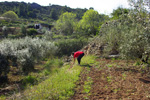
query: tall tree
111 7 129 19
50 8 58 20
78 9 100 35
2 10 18 20
55 12 77 35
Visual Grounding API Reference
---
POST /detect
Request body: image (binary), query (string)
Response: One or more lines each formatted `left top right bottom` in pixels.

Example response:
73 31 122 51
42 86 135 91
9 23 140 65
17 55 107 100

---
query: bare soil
70 58 150 100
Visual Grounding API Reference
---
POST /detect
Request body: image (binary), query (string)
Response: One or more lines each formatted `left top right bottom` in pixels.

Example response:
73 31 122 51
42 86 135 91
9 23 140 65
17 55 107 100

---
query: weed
43 69 50 76
107 64 113 68
83 76 93 99
133 61 141 66
20 64 82 100
0 95 6 100
122 73 127 80
111 58 116 61
22 75 37 85
113 88 120 94
107 76 112 83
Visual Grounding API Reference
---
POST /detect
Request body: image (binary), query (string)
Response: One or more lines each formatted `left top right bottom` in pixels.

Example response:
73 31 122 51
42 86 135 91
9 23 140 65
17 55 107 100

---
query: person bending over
70 51 84 68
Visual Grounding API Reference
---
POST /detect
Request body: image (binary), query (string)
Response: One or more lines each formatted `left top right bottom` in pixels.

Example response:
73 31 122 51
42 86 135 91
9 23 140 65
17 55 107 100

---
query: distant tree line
0 1 87 21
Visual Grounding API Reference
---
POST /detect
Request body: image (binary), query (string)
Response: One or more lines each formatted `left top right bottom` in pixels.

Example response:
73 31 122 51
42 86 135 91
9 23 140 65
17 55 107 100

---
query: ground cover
0 55 150 100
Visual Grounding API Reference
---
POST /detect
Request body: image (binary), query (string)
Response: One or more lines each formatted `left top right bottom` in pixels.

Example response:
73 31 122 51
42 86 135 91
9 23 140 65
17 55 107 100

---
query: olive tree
0 37 58 74
99 0 150 61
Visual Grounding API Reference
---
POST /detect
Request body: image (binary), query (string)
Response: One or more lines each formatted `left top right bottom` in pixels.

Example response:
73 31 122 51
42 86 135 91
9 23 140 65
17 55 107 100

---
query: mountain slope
0 1 87 21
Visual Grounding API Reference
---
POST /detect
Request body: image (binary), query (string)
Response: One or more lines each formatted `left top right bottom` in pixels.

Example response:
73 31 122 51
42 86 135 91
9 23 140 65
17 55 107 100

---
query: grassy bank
17 55 96 100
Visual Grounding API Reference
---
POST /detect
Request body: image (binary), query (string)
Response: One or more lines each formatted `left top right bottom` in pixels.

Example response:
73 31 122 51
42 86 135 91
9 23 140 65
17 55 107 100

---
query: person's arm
73 58 75 64
70 57 75 69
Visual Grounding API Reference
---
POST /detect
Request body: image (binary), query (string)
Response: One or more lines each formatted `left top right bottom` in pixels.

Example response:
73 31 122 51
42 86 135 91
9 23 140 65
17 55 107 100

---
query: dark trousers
77 53 84 64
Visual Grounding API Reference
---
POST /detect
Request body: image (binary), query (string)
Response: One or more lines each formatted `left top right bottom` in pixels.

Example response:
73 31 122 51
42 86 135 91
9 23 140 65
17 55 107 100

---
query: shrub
27 28 37 36
99 7 150 59
0 54 9 77
2 26 8 37
22 75 37 85
21 24 27 36
56 38 88 56
2 11 18 20
0 37 58 74
43 31 54 41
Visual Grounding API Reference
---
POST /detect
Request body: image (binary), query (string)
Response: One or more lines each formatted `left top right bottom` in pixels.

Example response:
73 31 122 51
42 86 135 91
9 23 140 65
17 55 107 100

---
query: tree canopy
111 7 129 19
2 11 18 20
0 1 87 21
78 9 101 35
55 12 77 35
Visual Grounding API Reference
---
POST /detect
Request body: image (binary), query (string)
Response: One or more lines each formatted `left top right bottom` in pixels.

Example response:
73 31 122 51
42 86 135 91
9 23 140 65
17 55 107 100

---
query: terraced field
70 58 150 100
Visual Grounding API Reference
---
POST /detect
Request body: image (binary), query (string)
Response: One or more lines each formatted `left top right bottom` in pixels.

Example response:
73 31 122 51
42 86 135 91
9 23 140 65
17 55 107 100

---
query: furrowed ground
69 57 150 100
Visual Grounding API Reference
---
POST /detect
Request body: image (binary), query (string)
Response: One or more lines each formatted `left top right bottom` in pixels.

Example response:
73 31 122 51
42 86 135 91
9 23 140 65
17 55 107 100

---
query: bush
56 38 88 56
2 26 8 37
22 75 37 85
99 7 150 59
21 24 27 36
0 54 9 77
27 28 37 36
0 37 58 74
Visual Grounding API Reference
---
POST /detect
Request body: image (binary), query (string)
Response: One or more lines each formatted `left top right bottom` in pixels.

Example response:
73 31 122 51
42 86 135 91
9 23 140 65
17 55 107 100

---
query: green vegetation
2 11 18 20
0 2 87 21
0 0 150 99
20 63 82 100
0 37 57 75
97 0 150 60
55 12 77 35
77 9 102 36
56 38 88 56
17 55 95 100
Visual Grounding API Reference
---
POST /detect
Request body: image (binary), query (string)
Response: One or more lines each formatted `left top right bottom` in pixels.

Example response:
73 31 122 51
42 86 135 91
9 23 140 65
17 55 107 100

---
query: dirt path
69 59 150 100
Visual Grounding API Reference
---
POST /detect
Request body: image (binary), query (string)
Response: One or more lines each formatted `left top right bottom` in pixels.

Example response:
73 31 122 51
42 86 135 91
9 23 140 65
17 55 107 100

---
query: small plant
43 69 50 76
22 75 37 85
113 88 120 94
122 73 127 80
134 61 142 66
111 58 116 61
107 64 113 68
83 76 93 99
107 76 112 83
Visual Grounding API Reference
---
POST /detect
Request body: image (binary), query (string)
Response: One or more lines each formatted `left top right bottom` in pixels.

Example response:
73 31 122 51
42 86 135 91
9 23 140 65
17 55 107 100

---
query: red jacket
74 51 84 58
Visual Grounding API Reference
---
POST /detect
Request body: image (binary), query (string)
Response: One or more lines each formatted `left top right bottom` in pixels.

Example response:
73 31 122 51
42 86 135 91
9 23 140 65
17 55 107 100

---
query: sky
1 0 131 15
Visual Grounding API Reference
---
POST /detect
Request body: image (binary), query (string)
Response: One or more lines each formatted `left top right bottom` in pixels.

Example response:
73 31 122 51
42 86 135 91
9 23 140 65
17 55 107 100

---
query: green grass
81 55 96 66
19 55 96 100
2 55 96 100
20 64 82 100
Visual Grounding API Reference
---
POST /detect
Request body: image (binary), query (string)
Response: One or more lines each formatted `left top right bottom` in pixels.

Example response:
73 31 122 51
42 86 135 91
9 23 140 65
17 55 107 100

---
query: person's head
71 52 74 56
